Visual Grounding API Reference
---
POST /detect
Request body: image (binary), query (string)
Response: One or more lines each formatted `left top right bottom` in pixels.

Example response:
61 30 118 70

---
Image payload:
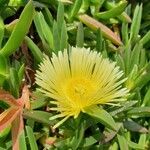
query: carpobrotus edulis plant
35 47 128 128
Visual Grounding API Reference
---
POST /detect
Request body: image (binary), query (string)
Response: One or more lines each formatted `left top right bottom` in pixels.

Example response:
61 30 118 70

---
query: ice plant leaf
104 1 131 23
69 0 82 20
76 23 84 48
23 110 53 125
12 113 24 150
78 14 122 45
9 68 20 98
84 105 116 131
35 47 128 128
0 90 18 105
34 12 54 51
127 107 150 117
11 85 30 150
19 130 27 150
95 0 127 19
128 140 145 150
117 134 129 150
0 108 20 131
0 0 34 57
0 86 29 150
57 2 64 34
25 36 43 63
123 120 148 133
0 92 21 149
25 126 38 150
0 54 8 86
140 30 150 46
0 17 4 48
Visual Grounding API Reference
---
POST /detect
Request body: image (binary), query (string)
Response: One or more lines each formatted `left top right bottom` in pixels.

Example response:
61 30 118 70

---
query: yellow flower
35 47 128 128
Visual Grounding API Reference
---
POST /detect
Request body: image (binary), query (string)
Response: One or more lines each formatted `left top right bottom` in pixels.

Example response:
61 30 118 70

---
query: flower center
65 78 95 101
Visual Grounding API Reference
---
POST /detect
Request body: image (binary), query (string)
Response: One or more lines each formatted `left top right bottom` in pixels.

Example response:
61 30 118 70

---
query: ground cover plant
0 0 150 149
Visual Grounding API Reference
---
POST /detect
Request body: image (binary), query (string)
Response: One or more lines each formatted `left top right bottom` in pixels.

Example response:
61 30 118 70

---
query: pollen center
65 78 96 101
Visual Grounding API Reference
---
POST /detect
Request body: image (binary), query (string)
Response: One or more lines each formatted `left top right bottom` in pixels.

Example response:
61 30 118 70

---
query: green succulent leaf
95 0 128 20
127 107 150 117
0 0 34 57
26 126 38 150
117 134 129 150
19 130 27 150
84 105 117 131
25 36 43 63
0 17 4 48
23 110 54 125
76 23 84 48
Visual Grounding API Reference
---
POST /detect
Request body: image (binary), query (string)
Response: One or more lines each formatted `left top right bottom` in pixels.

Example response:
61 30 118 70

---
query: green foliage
25 126 38 150
19 130 27 150
25 36 43 63
0 0 34 57
84 105 117 131
76 23 84 47
0 54 8 86
95 1 128 20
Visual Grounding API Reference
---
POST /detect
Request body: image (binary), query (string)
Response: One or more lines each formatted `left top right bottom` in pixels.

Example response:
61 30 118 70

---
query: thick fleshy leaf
69 0 82 20
84 105 117 131
60 21 68 51
0 86 28 150
110 101 137 116
25 126 38 150
82 134 100 147
19 130 27 150
0 0 34 57
117 134 129 150
12 113 24 150
128 140 145 150
109 142 118 150
30 92 48 109
121 22 129 45
78 14 122 45
0 17 4 48
76 23 84 48
0 90 20 106
11 85 29 150
130 4 142 42
142 88 150 106
123 120 148 133
0 55 6 71
0 54 8 86
127 107 150 117
53 21 60 52
140 30 150 45
34 11 53 53
138 134 146 146
0 90 22 131
104 1 131 23
23 110 53 125
0 108 20 131
9 68 20 98
95 1 127 19
57 2 64 33
70 120 85 149
24 36 43 63
18 64 25 84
